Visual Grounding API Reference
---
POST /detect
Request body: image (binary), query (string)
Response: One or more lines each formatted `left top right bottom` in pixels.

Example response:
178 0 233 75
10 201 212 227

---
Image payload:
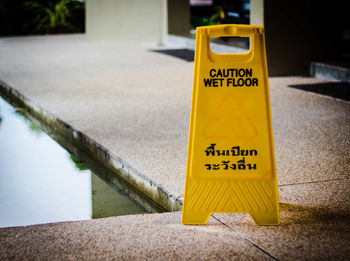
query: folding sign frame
182 24 279 225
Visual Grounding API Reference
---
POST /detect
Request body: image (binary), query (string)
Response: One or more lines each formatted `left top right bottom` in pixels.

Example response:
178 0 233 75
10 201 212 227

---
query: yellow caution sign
182 24 280 225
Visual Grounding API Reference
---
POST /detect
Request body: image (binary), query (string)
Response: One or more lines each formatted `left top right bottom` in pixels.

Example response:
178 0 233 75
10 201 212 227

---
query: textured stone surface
0 35 192 198
269 77 350 186
0 35 349 200
0 212 270 261
214 180 350 260
0 35 349 260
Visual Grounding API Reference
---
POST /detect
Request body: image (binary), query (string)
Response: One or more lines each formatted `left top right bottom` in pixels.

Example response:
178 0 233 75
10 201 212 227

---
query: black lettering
204 78 213 87
246 68 253 77
233 69 237 77
232 79 238 87
238 69 245 77
210 69 216 77
228 69 234 77
219 78 224 87
252 78 258 86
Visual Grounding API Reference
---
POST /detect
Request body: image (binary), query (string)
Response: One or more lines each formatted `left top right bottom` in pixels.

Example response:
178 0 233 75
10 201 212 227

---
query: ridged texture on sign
188 180 276 212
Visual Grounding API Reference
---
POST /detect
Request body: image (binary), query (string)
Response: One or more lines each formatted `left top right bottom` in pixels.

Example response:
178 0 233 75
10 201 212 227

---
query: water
0 97 145 228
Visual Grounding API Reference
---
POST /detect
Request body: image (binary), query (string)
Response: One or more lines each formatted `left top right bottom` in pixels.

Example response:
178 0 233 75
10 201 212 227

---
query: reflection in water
92 174 143 218
15 108 42 136
0 105 2 129
0 97 145 228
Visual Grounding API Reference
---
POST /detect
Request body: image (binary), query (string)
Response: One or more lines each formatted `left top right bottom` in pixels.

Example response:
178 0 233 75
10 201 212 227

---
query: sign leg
182 211 211 225
250 211 280 225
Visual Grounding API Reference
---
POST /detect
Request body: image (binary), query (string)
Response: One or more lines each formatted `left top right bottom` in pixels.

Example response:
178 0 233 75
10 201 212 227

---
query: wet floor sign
182 25 279 225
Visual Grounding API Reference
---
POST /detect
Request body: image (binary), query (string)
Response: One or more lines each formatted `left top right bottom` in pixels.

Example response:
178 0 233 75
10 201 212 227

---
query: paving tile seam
0 79 182 213
278 178 350 187
211 215 279 260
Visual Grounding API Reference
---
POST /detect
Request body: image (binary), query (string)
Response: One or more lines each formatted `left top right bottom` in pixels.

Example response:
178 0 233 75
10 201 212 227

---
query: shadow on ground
151 49 194 62
288 81 350 101
278 203 350 225
214 202 350 260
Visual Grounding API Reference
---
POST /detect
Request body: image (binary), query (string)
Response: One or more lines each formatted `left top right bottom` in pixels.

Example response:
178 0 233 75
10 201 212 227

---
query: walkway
0 35 349 260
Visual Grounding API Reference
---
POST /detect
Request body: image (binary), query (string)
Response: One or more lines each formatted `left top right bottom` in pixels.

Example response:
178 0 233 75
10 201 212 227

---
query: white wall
86 0 167 44
250 0 264 26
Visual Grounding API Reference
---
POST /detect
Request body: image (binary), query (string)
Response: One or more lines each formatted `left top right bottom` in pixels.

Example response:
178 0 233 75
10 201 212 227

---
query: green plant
191 6 223 29
70 155 88 171
24 0 84 34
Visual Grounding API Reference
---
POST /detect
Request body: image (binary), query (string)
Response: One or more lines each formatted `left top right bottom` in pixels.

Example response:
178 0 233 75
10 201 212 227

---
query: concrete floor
0 35 349 260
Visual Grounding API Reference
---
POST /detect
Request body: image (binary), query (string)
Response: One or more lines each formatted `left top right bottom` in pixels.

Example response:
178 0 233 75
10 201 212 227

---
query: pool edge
0 79 183 213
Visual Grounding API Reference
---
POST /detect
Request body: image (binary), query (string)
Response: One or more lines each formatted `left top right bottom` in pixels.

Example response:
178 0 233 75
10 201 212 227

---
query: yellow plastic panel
182 24 279 225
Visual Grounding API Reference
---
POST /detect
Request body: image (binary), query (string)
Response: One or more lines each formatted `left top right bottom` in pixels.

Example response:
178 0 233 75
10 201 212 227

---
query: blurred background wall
86 0 167 44
252 0 349 76
168 0 191 36
0 0 348 77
